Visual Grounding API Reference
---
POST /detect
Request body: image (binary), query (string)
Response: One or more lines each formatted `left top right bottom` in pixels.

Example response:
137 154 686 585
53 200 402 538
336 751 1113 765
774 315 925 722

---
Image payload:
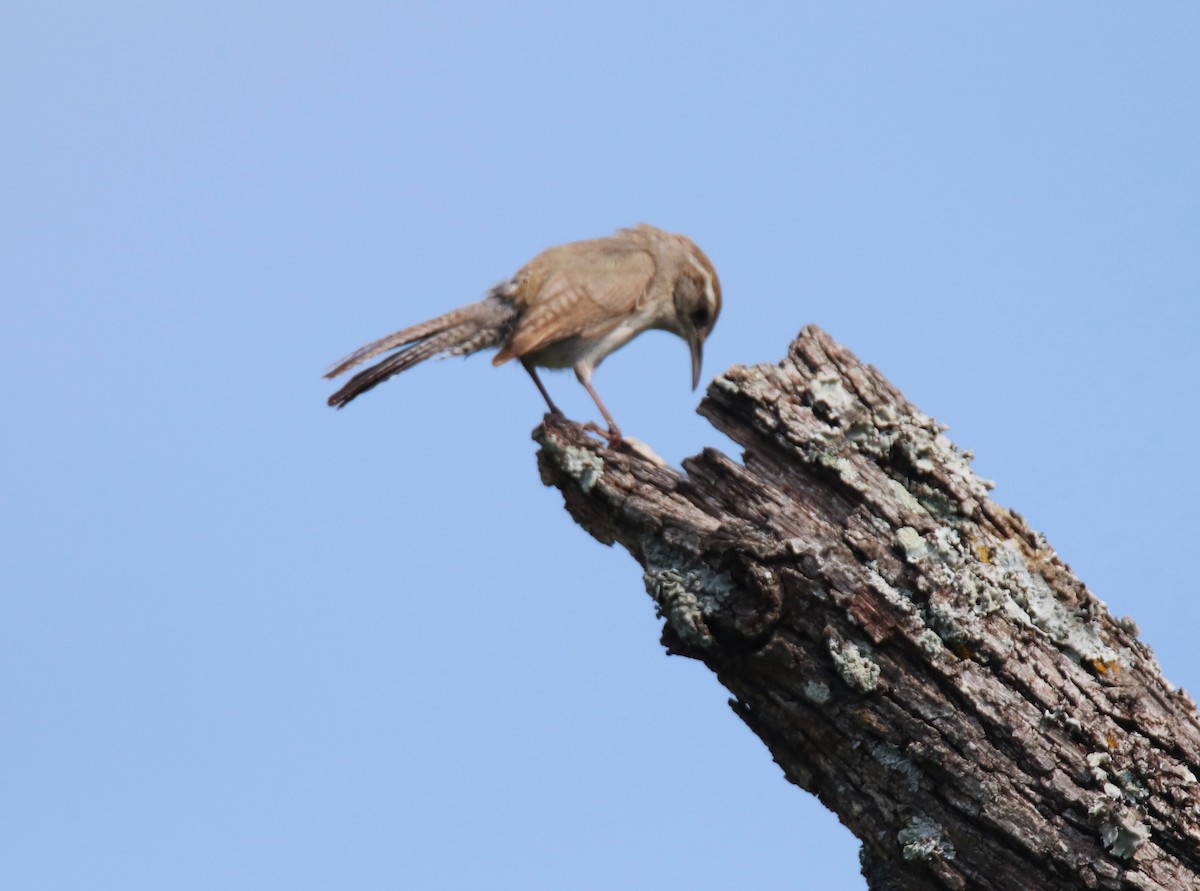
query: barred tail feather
325 308 474 379
326 329 459 408
325 297 514 409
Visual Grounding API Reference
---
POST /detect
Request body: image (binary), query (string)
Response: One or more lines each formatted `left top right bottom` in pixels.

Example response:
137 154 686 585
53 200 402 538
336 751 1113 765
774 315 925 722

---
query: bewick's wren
325 224 721 443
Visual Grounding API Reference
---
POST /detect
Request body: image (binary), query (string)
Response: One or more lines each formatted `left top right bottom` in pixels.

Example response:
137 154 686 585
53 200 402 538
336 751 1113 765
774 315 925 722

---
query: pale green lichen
1115 615 1141 638
710 373 740 394
990 540 1127 667
866 563 915 614
829 639 881 693
641 538 735 651
888 479 926 515
894 526 929 562
917 629 945 655
818 452 866 489
803 680 831 705
801 374 993 524
1088 797 1151 860
559 445 604 493
871 741 922 792
901 526 1007 652
540 435 605 493
1043 708 1085 737
898 515 1128 669
1114 770 1149 802
810 374 858 420
898 815 955 861
1088 752 1150 803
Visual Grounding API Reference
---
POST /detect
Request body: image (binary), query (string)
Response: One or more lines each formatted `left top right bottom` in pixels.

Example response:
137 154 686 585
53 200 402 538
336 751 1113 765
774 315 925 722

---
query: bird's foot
582 421 623 448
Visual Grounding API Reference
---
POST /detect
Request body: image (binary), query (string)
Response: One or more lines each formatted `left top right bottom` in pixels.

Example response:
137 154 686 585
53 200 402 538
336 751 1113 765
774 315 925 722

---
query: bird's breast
523 310 658 374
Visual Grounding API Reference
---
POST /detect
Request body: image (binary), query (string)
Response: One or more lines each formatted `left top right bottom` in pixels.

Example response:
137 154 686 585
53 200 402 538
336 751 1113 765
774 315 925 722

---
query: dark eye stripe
684 250 720 328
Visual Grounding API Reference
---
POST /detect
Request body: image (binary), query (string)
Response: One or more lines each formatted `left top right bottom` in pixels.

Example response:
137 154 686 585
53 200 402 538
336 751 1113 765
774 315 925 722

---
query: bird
324 224 721 445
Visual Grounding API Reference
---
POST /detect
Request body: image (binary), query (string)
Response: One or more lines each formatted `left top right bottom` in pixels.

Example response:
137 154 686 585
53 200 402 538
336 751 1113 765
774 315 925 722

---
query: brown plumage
325 224 721 443
325 300 516 408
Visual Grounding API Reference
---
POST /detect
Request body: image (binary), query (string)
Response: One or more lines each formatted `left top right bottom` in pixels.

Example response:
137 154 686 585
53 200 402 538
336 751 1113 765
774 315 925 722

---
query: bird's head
671 241 722 390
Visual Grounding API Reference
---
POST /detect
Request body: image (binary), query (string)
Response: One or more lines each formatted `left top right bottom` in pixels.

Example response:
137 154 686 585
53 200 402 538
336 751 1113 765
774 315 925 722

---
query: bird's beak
689 331 704 391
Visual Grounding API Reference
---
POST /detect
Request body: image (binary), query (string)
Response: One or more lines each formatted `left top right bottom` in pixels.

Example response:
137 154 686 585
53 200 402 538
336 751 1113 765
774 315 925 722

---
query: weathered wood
534 326 1200 891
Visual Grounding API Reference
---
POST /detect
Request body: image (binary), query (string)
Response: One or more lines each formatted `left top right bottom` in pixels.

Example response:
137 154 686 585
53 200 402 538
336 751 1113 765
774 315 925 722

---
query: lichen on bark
535 326 1200 890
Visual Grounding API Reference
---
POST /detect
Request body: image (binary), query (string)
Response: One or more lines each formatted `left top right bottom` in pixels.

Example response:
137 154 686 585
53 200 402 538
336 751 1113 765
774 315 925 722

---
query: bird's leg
522 360 564 417
576 371 623 446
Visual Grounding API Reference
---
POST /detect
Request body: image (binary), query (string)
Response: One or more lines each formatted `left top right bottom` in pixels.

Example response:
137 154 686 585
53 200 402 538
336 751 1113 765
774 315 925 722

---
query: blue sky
4 4 1197 889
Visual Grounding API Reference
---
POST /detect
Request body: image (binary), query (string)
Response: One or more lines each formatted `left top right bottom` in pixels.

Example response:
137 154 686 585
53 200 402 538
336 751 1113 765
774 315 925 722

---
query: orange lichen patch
974 544 992 563
1107 734 1119 749
855 709 890 735
1090 659 1121 676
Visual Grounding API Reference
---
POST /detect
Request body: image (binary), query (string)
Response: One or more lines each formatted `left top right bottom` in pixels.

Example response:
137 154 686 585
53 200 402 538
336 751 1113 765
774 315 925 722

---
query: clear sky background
4 4 1198 889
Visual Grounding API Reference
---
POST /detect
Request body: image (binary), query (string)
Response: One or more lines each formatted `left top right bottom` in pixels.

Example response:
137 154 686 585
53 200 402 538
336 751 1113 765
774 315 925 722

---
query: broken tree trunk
534 326 1200 891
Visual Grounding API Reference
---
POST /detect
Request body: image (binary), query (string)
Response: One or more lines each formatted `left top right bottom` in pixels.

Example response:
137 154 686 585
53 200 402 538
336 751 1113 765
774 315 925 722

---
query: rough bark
534 326 1200 891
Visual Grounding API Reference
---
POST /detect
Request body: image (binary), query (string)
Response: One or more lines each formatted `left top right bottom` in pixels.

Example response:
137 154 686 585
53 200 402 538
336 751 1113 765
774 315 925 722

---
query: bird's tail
325 296 515 409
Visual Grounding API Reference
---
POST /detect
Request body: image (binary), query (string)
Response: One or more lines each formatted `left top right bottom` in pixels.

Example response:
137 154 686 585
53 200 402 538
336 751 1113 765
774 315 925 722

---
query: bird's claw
582 421 623 448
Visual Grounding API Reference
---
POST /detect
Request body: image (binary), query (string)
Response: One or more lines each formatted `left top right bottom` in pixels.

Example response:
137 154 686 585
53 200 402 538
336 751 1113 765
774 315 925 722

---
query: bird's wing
493 239 656 364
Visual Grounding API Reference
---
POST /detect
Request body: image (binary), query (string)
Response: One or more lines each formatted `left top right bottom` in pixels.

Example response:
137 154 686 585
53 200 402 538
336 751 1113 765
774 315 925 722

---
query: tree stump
534 326 1200 891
